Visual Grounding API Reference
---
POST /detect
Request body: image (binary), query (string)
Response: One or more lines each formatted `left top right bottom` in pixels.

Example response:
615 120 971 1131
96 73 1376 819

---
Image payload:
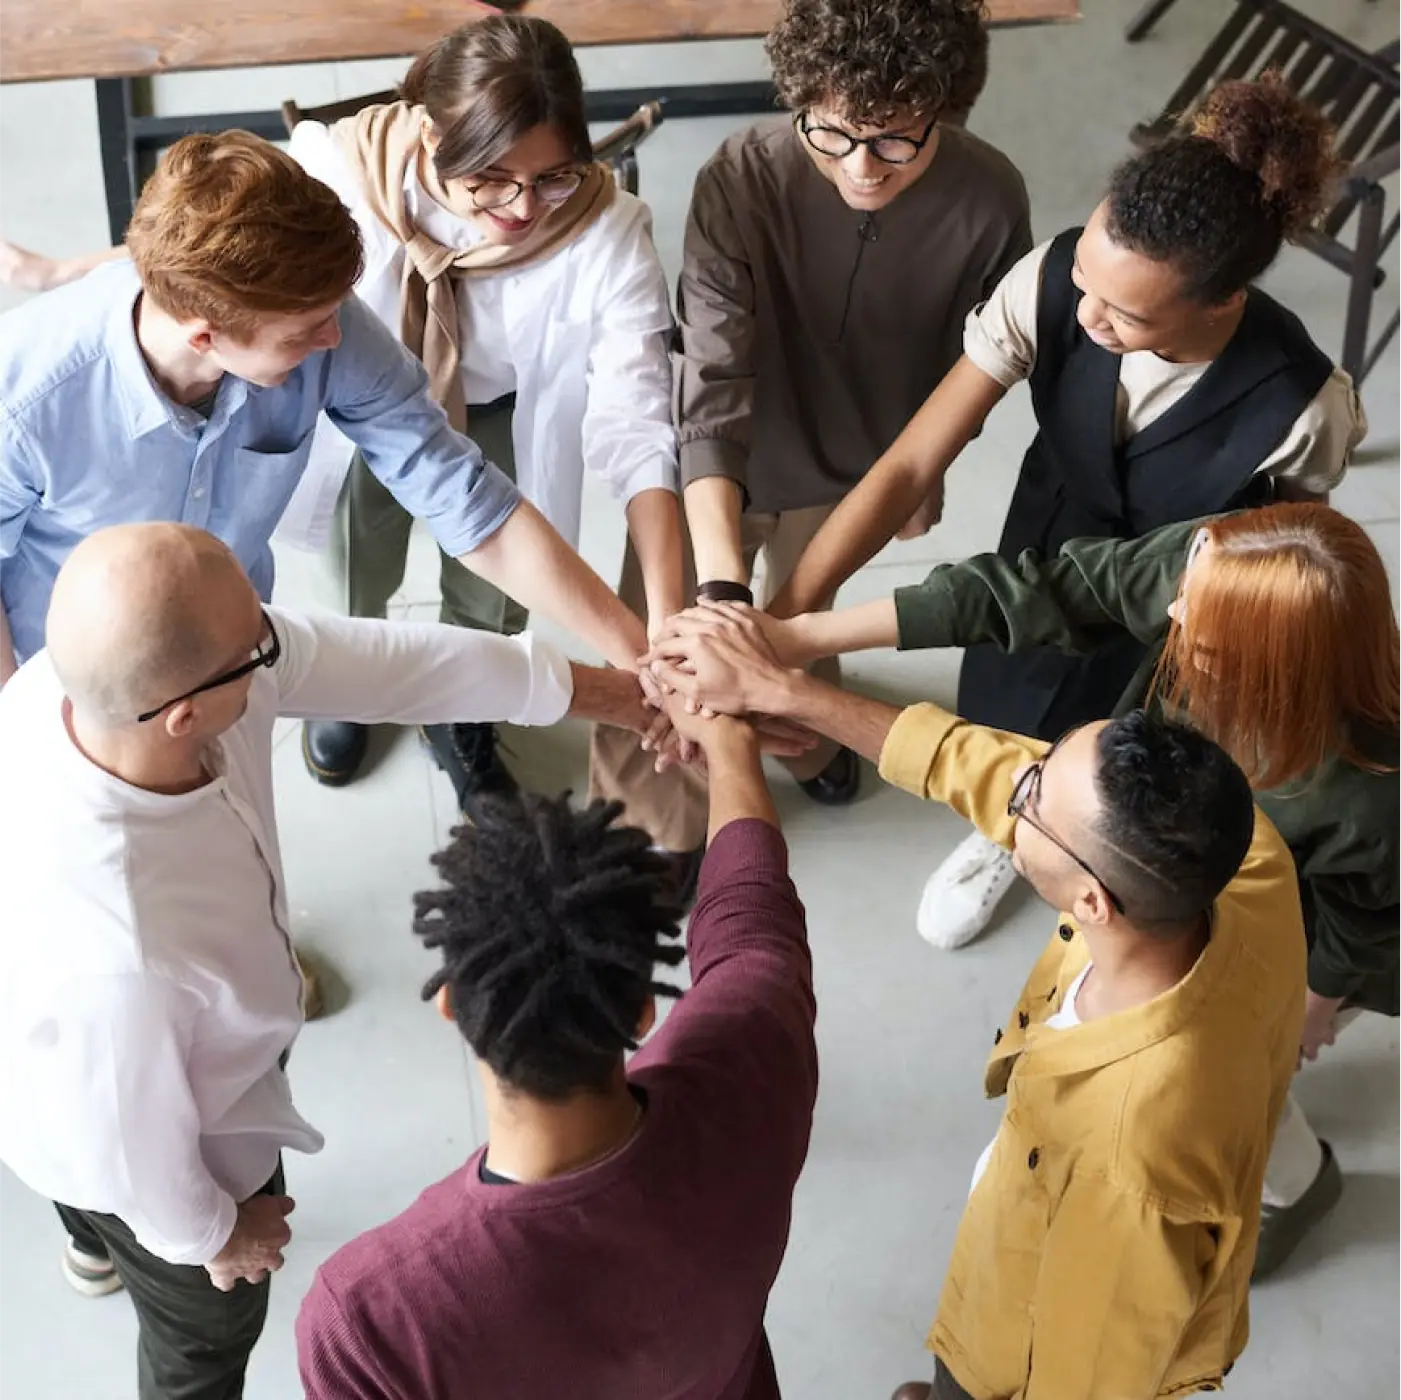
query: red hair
1152 504 1399 788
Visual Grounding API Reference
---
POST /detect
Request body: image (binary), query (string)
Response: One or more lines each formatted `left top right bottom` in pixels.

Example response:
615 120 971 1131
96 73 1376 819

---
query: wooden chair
280 92 664 197
1126 0 1398 385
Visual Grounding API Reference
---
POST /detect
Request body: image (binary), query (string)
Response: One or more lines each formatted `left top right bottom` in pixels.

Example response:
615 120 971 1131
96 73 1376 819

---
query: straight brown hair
401 16 592 182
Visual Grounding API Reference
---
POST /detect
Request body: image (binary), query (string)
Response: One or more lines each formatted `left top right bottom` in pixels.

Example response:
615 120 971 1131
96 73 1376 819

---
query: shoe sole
61 1253 124 1298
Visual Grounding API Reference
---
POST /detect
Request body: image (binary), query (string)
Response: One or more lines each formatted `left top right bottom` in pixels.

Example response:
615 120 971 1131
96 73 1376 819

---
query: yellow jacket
879 704 1307 1400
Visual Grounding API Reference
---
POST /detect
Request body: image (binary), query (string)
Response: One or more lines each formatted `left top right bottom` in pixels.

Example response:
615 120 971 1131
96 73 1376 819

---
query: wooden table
0 0 1080 238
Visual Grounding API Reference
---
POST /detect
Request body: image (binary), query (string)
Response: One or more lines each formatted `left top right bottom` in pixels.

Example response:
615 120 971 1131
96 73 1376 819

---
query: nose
504 184 540 220
840 144 880 179
1076 293 1111 335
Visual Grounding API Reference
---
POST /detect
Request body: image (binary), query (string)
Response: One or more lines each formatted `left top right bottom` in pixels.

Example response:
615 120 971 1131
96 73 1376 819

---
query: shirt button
1058 923 1074 942
994 1028 1003 1045
1018 1011 1030 1030
1028 1148 1040 1169
193 487 206 499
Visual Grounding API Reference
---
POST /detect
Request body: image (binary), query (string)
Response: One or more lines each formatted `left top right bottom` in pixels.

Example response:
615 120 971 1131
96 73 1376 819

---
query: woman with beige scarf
282 16 704 889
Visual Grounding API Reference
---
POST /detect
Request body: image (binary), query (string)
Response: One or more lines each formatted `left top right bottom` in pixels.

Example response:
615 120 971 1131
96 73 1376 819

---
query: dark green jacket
895 519 1400 1016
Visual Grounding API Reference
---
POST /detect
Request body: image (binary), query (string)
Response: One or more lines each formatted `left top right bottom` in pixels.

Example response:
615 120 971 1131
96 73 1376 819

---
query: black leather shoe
421 722 520 820
302 721 369 787
797 745 860 806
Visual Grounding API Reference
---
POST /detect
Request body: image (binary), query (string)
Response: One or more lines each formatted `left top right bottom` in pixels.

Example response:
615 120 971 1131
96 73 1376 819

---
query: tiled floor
1 2 1398 1396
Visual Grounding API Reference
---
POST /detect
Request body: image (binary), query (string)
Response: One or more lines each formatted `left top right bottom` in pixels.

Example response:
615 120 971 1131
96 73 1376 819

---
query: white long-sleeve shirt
276 121 678 553
0 608 572 1265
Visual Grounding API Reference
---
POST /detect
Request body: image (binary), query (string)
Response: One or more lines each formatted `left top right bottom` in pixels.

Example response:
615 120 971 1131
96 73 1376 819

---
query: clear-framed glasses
137 611 281 723
463 168 586 212
1006 730 1126 915
796 111 937 165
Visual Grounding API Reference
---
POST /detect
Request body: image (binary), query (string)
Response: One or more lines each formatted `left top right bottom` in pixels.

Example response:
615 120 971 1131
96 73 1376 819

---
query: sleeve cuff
618 461 680 504
695 817 790 903
680 436 748 492
877 703 963 798
1307 949 1364 1001
513 634 575 727
894 571 963 652
426 460 521 559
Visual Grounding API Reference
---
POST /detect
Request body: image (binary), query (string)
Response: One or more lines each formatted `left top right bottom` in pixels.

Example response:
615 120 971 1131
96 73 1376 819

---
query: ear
635 995 657 1042
434 983 454 1022
420 117 440 158
1211 289 1247 321
1070 881 1117 929
162 699 199 740
185 322 217 356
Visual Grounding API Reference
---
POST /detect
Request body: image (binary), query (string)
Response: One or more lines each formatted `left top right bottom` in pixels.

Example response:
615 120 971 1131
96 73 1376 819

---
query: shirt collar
102 265 251 439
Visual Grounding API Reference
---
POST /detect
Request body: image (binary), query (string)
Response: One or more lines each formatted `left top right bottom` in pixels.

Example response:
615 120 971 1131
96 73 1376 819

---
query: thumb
274 1195 296 1216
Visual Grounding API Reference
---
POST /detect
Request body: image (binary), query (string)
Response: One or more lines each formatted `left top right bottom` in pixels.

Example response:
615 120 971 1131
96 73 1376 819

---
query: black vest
958 226 1334 737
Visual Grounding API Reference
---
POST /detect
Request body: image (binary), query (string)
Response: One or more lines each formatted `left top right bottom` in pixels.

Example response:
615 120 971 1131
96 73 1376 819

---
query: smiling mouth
487 209 535 233
840 171 890 194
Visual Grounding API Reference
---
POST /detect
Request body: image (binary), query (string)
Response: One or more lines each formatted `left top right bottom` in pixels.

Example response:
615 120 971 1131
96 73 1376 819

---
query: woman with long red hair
657 501 1398 1275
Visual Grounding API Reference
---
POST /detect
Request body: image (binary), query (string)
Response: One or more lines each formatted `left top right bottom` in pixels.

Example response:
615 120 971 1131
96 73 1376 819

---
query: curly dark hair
1106 72 1339 304
414 795 685 1100
765 0 990 128
1086 711 1255 931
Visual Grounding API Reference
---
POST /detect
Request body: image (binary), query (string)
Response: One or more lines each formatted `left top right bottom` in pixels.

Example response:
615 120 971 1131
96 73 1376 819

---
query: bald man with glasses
644 604 1308 1400
0 521 660 1400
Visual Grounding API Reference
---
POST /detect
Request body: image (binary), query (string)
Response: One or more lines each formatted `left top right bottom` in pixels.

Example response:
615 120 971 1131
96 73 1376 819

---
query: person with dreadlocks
295 699 817 1399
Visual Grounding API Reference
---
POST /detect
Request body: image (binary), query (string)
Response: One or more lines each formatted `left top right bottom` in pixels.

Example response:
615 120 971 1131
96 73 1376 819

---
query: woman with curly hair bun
772 73 1368 951
674 0 1032 809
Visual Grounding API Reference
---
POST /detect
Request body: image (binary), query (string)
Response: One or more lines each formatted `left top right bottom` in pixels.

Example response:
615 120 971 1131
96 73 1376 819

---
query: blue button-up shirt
0 261 519 663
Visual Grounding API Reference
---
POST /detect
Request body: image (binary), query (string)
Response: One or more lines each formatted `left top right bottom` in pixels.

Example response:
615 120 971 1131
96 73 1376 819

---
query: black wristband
696 580 754 605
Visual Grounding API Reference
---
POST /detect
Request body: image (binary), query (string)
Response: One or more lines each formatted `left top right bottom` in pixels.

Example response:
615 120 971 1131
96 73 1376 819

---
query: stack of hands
623 604 816 768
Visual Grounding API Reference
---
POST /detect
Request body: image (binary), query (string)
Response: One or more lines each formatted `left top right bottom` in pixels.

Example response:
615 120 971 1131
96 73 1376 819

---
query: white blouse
277 121 679 552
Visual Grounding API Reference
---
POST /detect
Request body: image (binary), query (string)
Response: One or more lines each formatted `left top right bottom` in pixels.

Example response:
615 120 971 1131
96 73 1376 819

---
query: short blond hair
126 130 364 337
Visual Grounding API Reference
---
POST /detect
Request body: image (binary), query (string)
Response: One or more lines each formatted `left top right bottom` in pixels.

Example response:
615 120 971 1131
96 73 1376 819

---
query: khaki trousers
588 500 843 853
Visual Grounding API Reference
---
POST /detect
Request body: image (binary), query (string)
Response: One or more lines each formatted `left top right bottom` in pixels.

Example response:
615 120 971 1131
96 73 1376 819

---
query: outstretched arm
767 356 1007 618
0 242 127 293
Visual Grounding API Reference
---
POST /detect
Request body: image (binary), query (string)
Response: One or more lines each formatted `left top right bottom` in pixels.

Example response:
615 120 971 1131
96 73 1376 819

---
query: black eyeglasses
462 167 586 212
796 112 937 165
137 611 281 723
1007 734 1126 915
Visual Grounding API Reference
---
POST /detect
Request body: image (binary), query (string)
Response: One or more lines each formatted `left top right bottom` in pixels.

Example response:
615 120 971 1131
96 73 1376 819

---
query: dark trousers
933 1357 978 1400
53 1165 282 1400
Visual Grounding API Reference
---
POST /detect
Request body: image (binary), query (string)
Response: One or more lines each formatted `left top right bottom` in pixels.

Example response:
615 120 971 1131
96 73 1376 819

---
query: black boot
302 721 369 787
797 745 861 806
421 723 520 819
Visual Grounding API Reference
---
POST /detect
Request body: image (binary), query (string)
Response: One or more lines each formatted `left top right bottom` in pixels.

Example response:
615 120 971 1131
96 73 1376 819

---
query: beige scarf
336 101 614 432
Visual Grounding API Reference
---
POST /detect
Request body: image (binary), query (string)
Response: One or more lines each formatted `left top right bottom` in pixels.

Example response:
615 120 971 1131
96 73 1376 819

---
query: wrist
696 579 754 606
701 716 761 762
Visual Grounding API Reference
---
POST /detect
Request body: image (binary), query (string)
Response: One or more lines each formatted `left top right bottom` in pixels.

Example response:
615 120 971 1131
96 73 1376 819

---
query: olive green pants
323 400 527 635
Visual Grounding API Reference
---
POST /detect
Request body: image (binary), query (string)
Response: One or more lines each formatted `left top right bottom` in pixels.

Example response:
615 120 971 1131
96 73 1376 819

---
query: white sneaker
916 831 1017 950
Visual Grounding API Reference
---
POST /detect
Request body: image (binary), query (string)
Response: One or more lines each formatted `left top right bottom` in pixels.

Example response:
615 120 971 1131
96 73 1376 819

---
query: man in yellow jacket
645 604 1307 1399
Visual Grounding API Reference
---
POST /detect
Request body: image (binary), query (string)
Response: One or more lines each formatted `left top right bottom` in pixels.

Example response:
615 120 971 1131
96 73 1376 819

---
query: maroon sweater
296 818 817 1400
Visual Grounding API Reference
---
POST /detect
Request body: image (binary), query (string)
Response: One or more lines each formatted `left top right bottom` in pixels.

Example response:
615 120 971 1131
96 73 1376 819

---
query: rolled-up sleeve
878 702 1045 850
674 159 756 494
324 296 520 557
962 240 1050 390
268 606 573 728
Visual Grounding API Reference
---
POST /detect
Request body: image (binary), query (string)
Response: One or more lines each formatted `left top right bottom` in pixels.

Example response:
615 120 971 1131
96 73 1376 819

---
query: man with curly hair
674 0 1031 808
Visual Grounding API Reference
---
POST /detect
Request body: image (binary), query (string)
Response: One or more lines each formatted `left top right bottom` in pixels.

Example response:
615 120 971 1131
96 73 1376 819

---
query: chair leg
1342 182 1385 385
1125 0 1183 43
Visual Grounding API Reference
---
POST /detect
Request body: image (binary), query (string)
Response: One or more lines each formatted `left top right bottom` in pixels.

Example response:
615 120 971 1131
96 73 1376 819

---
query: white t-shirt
969 963 1093 1195
963 240 1367 496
